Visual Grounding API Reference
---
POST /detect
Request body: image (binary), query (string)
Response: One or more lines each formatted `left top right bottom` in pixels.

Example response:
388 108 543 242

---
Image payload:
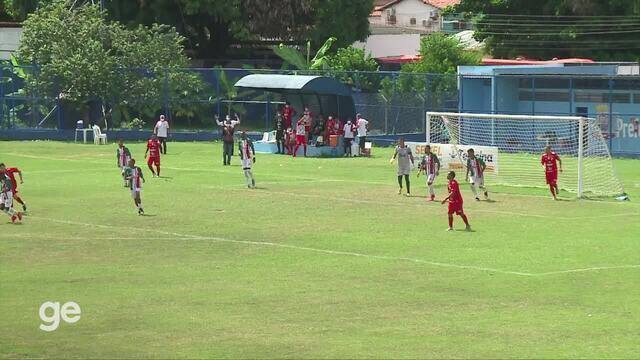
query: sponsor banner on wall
406 142 499 175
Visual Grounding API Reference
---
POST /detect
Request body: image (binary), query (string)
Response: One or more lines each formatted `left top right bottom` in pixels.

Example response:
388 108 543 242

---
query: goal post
425 111 624 198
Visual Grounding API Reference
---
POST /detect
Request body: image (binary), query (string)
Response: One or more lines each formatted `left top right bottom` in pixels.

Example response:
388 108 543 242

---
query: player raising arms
417 145 440 201
465 148 489 201
144 134 161 177
541 145 563 200
124 159 145 215
441 171 471 232
238 131 256 188
293 117 307 157
0 163 27 212
116 140 132 187
0 168 23 223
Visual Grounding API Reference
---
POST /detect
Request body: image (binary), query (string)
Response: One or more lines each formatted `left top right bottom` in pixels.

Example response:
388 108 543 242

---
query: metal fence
1 64 639 155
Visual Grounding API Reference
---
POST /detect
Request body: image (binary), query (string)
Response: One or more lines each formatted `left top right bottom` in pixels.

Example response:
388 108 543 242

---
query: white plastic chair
92 125 107 145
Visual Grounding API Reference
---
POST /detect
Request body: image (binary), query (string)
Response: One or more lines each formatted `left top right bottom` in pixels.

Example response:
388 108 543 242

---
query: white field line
28 216 640 278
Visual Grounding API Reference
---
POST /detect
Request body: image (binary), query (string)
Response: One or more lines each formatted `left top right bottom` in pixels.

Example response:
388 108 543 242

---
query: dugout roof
234 74 356 120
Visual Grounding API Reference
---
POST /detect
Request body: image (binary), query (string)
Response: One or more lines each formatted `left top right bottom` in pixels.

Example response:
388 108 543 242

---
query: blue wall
459 67 640 156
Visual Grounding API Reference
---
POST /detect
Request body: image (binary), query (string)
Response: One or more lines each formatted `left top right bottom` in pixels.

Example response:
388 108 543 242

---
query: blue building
458 63 640 156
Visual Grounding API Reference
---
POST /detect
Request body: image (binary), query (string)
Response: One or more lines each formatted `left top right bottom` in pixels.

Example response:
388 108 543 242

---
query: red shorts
147 156 160 166
448 202 464 215
545 171 557 185
296 135 306 145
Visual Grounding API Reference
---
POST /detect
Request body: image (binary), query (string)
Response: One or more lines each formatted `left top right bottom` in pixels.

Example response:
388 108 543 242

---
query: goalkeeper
465 148 489 201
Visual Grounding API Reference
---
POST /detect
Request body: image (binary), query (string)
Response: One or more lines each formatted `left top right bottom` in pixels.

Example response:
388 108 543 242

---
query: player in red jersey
144 134 162 177
441 171 471 232
541 145 563 200
0 163 27 212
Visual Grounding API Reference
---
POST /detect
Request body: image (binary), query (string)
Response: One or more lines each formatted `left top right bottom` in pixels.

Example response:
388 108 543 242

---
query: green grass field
1 141 639 358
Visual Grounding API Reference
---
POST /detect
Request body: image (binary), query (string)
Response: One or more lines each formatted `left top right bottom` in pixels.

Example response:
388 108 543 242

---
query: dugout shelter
234 74 356 122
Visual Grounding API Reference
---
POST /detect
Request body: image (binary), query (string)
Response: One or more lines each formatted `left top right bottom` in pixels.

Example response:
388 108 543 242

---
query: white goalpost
425 111 624 198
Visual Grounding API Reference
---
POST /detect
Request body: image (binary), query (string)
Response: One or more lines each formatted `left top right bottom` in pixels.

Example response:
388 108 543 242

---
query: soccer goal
425 111 624 198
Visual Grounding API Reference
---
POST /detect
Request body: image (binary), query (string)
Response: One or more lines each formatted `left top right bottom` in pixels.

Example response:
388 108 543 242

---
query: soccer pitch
1 141 639 358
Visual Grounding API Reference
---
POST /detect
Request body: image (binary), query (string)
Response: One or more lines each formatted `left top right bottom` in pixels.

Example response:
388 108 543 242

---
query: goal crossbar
427 111 590 122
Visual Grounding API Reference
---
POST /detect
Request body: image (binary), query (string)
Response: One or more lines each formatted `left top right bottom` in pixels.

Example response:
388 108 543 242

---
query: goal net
426 112 624 197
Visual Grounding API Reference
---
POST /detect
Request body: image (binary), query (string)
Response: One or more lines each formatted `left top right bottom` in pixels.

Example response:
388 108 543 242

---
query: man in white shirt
355 113 369 153
153 114 170 154
343 119 355 157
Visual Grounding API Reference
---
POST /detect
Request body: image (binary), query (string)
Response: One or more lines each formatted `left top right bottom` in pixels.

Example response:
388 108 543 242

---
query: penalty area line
30 216 640 278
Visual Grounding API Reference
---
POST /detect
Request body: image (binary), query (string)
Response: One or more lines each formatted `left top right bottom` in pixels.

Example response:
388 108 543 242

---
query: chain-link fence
1 63 640 155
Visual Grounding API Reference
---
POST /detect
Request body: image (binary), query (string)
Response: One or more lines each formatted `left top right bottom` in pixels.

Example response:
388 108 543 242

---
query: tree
325 46 380 91
272 37 337 70
17 0 206 128
396 33 480 94
449 0 640 60
104 0 372 60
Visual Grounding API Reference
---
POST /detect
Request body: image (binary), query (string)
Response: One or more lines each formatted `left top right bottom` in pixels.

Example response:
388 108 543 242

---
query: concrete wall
0 27 22 60
353 34 420 58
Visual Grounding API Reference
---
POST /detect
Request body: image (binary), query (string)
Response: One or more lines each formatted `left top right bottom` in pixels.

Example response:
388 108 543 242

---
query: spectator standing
153 114 170 154
343 119 356 157
282 102 296 129
356 113 369 153
274 111 285 154
313 114 326 145
303 107 313 144
216 113 240 165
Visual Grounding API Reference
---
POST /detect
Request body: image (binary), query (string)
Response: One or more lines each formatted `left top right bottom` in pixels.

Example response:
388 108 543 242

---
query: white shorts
470 176 484 187
242 158 252 170
0 191 13 208
131 188 141 199
426 173 436 184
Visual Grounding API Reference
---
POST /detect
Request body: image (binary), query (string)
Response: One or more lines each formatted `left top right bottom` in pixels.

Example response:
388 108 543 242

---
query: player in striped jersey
417 145 440 201
465 148 489 201
116 140 132 187
124 159 146 215
238 132 256 188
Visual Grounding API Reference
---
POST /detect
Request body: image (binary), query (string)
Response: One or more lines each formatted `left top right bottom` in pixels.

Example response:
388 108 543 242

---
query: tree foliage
325 46 380 91
449 0 640 60
103 0 372 59
17 0 207 126
394 33 480 94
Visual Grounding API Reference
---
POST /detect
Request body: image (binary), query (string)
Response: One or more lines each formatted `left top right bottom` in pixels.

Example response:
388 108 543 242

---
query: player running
124 159 145 215
238 131 256 188
417 145 440 201
144 134 161 177
116 140 132 187
0 163 27 212
390 137 414 196
541 145 563 200
441 171 471 232
0 169 23 223
465 148 489 201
